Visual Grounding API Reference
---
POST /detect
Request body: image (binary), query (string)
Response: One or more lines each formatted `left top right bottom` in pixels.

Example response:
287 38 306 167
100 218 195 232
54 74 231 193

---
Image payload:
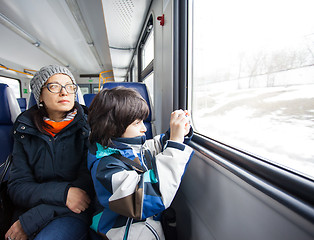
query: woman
5 65 94 240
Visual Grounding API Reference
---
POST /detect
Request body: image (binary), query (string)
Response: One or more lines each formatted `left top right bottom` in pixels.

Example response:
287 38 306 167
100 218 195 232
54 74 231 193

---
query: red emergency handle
157 14 164 26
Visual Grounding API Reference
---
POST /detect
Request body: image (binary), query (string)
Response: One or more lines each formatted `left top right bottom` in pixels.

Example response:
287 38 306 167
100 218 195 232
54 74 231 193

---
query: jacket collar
111 135 146 149
14 102 86 135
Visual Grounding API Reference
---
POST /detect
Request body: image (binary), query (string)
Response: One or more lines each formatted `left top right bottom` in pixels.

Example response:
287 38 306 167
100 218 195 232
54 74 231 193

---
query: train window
0 76 21 98
143 72 154 105
139 15 154 82
93 86 100 94
79 85 90 95
139 15 154 104
190 0 314 179
141 30 154 71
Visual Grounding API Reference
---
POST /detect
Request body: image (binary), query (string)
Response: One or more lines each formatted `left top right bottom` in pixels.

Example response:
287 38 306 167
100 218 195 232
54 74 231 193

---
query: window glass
132 64 136 82
142 30 154 71
0 76 21 98
93 86 100 94
191 0 314 179
143 72 154 105
79 86 90 95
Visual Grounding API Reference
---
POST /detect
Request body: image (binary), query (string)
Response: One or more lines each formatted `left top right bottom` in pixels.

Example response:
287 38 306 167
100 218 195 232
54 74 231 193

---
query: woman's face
40 74 75 120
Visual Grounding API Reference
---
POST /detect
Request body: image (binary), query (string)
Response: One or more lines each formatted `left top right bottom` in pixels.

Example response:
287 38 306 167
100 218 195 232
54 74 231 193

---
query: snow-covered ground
192 84 314 180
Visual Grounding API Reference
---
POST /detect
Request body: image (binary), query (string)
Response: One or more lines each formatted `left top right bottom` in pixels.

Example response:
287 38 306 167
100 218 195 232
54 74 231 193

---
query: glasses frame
42 83 78 94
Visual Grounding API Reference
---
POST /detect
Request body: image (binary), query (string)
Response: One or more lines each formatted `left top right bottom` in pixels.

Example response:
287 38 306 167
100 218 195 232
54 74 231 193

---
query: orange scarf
43 109 77 137
44 119 74 137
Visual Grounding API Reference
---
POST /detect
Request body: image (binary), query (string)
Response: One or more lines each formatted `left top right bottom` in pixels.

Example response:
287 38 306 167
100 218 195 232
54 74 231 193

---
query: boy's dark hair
88 86 150 146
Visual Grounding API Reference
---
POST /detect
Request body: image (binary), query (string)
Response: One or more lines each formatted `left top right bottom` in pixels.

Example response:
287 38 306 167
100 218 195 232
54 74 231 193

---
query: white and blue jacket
87 130 194 240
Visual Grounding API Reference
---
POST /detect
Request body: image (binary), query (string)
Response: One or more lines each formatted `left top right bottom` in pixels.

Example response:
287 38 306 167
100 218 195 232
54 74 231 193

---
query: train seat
83 93 96 107
103 82 155 139
76 87 85 105
27 93 37 109
0 83 21 165
17 98 27 112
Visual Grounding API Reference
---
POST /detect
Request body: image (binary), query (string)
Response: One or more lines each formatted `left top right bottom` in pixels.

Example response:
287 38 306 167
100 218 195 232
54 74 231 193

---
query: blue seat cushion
0 84 12 124
83 94 96 107
17 98 27 112
0 125 13 165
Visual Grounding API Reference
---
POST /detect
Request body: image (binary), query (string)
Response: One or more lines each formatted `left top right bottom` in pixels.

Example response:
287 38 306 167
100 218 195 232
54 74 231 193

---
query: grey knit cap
30 65 76 106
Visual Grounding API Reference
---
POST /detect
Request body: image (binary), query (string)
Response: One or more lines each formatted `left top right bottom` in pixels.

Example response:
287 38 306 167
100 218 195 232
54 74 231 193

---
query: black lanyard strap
112 153 146 173
143 150 153 170
0 154 12 184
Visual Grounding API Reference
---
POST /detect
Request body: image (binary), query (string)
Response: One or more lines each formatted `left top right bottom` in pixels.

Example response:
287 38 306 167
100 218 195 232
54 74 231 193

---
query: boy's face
121 119 147 138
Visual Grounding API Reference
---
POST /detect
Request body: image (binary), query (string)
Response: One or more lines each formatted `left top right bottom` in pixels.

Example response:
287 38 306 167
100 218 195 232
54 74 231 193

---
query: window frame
138 15 154 82
0 75 22 98
173 0 189 110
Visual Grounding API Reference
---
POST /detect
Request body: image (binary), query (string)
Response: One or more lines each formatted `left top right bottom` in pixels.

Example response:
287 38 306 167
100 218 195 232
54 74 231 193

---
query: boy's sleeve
153 140 194 208
145 127 194 154
145 128 194 208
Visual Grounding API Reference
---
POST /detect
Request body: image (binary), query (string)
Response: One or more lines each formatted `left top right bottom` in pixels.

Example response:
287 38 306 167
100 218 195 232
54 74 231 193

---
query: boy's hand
183 110 191 136
169 110 190 143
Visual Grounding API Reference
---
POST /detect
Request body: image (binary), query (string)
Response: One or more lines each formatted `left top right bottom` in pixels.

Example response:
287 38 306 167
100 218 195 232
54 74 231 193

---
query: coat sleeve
19 204 71 237
143 127 194 207
8 140 70 208
151 140 194 208
145 127 193 156
69 139 95 198
94 137 194 220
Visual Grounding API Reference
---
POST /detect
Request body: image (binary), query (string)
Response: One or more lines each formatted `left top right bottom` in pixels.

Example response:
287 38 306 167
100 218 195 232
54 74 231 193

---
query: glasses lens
66 84 77 93
47 83 61 93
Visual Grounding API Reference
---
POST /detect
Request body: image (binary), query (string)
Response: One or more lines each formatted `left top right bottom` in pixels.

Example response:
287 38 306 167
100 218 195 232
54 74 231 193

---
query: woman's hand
169 110 190 143
66 187 91 214
5 220 28 240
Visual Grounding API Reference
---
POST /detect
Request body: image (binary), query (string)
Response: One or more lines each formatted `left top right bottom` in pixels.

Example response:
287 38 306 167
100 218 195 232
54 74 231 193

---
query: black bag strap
143 150 153 170
0 154 12 184
112 149 155 173
112 153 146 173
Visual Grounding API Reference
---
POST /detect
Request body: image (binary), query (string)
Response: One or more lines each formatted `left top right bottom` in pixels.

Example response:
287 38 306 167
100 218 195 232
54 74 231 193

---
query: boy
87 86 194 239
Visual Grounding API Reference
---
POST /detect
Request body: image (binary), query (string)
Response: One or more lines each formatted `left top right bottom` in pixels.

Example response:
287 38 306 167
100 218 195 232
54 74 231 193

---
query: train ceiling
0 0 151 81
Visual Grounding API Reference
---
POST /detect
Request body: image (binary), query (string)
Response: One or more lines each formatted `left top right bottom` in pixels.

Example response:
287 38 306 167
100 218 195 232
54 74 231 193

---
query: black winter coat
8 102 94 237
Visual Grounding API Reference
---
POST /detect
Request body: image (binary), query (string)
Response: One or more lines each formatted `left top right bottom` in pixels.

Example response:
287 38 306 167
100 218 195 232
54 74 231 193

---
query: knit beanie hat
30 65 76 106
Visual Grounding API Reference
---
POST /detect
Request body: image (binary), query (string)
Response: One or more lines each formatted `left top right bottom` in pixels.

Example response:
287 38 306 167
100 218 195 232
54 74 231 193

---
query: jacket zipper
123 218 133 240
123 218 160 240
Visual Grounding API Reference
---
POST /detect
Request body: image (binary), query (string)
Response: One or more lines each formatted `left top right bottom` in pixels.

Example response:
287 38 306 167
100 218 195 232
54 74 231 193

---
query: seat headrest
0 83 21 124
103 82 154 122
83 93 96 107
17 98 27 110
28 93 37 109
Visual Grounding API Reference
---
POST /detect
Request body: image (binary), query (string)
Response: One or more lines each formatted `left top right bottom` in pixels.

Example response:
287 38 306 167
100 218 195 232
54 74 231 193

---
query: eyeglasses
43 83 78 94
